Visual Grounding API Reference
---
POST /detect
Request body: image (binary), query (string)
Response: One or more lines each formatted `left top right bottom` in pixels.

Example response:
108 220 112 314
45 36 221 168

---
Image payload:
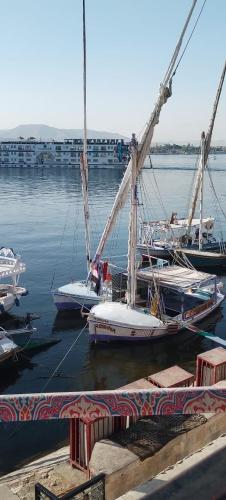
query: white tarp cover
91 302 163 327
137 265 215 290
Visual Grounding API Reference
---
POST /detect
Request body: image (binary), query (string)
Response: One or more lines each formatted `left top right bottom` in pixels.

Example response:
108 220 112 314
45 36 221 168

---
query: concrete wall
90 413 226 500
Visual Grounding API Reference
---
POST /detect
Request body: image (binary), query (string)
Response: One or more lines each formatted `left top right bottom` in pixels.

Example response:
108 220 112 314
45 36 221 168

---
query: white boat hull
0 335 18 364
0 287 28 315
53 281 102 311
137 243 172 260
88 294 224 342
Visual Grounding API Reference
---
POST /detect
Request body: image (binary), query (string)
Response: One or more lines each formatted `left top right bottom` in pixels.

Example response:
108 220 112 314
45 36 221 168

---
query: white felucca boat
88 140 224 342
54 0 201 312
88 2 225 341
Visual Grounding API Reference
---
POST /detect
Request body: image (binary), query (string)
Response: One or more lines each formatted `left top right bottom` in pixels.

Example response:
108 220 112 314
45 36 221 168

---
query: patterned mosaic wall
0 388 226 422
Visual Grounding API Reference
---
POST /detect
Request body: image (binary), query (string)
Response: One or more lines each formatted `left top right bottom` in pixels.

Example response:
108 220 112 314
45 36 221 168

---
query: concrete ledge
118 433 226 499
0 485 19 499
90 413 226 500
90 440 138 475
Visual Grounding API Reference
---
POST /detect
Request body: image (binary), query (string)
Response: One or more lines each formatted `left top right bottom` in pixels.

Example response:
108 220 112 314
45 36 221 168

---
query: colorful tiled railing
0 387 226 422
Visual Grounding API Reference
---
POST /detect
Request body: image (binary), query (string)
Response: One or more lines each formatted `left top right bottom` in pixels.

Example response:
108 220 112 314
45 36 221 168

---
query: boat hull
0 336 18 364
0 287 28 315
89 325 174 342
53 293 98 311
138 244 226 269
137 244 172 261
178 250 226 269
53 289 101 312
0 350 15 364
52 279 111 312
8 328 34 348
89 294 224 342
0 294 18 315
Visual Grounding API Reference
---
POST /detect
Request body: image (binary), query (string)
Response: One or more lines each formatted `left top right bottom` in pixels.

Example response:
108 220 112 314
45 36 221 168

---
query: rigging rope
138 168 196 271
95 0 200 260
50 198 76 291
207 165 226 220
41 322 88 392
8 322 88 440
172 0 207 77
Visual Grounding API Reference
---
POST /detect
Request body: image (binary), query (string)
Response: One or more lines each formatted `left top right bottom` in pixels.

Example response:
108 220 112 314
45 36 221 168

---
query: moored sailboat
53 0 111 311
139 61 226 269
54 0 204 310
88 142 224 342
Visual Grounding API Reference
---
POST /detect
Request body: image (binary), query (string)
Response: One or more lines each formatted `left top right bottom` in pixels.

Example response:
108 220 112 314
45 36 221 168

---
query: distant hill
0 125 224 145
0 124 128 141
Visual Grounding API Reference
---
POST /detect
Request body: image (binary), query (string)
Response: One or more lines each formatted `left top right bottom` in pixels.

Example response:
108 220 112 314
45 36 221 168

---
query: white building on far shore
0 138 130 168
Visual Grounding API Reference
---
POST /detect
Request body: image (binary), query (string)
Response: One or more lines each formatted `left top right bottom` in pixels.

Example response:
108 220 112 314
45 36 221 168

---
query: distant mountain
0 125 224 145
0 124 128 141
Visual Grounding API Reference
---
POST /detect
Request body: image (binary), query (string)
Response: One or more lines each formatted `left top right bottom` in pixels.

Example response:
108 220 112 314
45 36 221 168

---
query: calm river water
1 154 226 474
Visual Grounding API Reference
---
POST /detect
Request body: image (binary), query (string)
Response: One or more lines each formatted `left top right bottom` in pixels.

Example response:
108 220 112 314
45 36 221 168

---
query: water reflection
52 310 86 332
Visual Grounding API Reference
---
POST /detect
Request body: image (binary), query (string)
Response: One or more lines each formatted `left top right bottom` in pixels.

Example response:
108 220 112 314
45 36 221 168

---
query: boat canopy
0 249 26 279
0 247 17 258
137 264 216 291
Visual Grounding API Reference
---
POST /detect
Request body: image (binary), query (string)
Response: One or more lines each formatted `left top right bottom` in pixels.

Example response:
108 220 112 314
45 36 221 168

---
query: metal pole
199 132 205 251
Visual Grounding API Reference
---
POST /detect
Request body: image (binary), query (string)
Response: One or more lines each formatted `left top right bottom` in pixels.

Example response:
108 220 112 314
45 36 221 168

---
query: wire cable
172 0 207 77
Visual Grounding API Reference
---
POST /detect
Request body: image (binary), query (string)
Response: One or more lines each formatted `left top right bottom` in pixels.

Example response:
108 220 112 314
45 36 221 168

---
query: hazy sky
0 0 225 142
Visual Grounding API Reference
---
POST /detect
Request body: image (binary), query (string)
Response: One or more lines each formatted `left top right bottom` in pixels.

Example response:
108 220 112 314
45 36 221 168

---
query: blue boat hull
179 252 226 269
55 301 92 311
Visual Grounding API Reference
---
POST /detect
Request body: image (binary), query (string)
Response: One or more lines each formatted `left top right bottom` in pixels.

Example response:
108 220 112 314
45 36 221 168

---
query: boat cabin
138 217 215 248
111 261 218 322
136 265 218 321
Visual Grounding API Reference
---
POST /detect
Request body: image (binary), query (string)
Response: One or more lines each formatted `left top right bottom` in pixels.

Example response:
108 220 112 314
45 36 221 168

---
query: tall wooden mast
127 136 138 308
187 61 226 230
80 0 91 273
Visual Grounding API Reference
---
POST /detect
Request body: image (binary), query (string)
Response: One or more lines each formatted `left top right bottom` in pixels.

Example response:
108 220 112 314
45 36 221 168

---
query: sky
0 0 225 142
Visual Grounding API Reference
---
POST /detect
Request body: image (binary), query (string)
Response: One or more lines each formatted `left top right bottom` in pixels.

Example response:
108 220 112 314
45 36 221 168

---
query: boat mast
94 0 198 260
127 136 138 308
80 0 91 273
199 131 205 251
187 61 226 231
